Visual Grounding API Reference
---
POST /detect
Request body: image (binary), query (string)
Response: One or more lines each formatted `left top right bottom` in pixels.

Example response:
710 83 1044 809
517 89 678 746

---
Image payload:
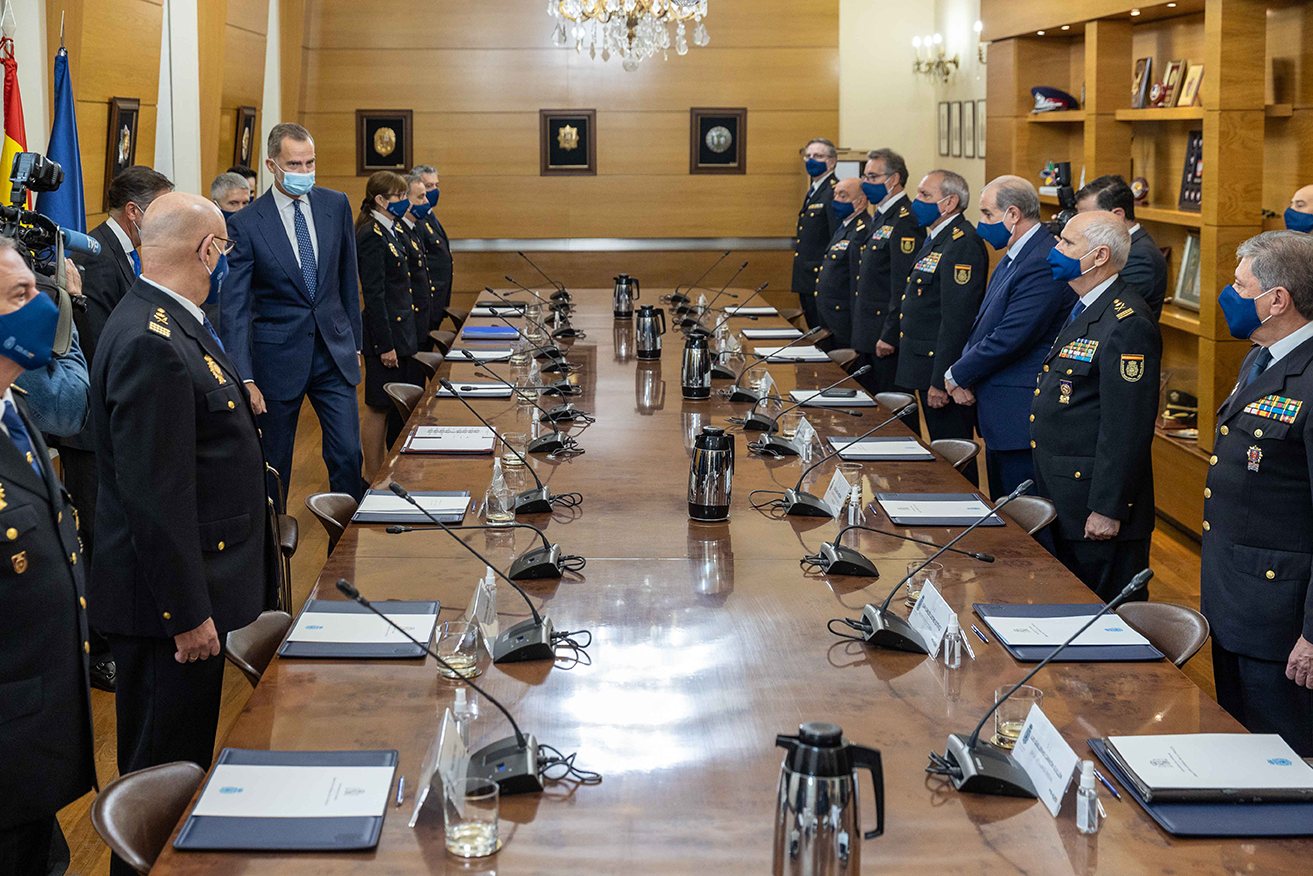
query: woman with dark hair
356 170 419 477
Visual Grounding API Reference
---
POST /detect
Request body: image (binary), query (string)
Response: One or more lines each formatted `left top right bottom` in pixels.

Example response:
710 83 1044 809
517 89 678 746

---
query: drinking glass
509 336 531 367
436 621 482 679
779 410 803 439
994 685 1043 750
444 777 499 858
501 432 528 467
905 560 943 609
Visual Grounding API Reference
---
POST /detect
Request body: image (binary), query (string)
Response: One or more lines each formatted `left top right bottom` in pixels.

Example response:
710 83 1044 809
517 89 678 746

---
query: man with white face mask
1204 230 1313 757
1030 211 1160 600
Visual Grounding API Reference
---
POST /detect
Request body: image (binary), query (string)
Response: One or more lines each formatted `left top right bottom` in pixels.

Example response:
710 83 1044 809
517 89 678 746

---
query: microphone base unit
859 604 933 654
514 486 556 515
727 386 761 404
508 543 565 580
468 732 544 796
538 379 576 397
942 733 1038 799
782 489 835 518
540 403 583 423
533 346 565 361
754 434 800 457
710 362 737 380
526 433 567 455
817 543 879 578
742 411 779 433
541 360 570 374
493 616 557 664
552 327 581 339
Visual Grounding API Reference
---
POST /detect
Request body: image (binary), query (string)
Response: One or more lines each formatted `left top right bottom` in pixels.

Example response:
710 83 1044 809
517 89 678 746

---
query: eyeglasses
861 172 889 183
197 235 235 257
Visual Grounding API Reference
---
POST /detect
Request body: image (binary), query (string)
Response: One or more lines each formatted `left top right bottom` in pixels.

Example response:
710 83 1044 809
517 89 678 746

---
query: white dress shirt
1005 221 1044 262
0 387 16 438
140 277 206 325
809 170 834 196
271 185 320 266
875 190 906 216
106 216 136 262
1265 320 1313 370
1077 273 1121 310
371 210 396 234
926 210 956 240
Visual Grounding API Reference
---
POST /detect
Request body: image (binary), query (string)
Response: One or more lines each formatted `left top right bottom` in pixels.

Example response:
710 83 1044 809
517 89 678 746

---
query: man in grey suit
1075 175 1167 321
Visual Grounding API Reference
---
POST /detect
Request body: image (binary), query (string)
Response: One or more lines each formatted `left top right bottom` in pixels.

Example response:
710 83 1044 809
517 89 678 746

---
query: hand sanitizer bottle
944 616 962 669
453 688 478 747
1077 760 1101 834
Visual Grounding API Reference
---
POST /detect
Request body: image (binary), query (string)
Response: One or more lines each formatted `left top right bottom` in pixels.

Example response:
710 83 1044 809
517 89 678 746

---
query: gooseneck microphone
676 261 747 326
778 404 918 517
384 521 585 580
482 287 566 361
516 250 568 298
667 250 731 305
455 364 580 455
334 577 544 794
931 569 1154 798
691 281 768 340
468 359 592 426
726 327 829 403
807 524 995 578
841 480 1031 653
742 364 873 433
503 276 573 318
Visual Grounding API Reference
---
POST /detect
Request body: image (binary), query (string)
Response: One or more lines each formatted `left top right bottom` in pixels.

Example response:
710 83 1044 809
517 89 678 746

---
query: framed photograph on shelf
1162 60 1186 106
540 109 597 176
1178 129 1203 211
355 109 413 176
1178 64 1204 107
1131 58 1152 109
689 107 746 175
1173 232 1202 311
232 106 257 169
950 101 962 158
976 100 986 157
103 97 140 211
938 102 950 156
963 101 976 159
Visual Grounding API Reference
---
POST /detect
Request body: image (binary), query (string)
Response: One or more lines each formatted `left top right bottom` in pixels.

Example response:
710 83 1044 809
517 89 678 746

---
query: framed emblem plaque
689 107 746 175
355 109 413 176
103 96 140 211
232 105 257 169
540 109 596 176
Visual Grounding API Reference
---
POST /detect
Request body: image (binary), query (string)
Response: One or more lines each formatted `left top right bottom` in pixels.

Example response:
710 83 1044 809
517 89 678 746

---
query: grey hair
985 175 1041 221
411 164 438 177
805 138 837 160
0 235 19 255
929 169 970 214
1237 230 1313 320
209 172 249 201
866 148 909 189
266 123 313 161
1079 212 1131 272
403 173 425 187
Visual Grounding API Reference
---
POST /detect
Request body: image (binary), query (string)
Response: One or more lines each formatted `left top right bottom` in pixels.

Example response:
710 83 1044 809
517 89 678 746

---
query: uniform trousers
985 447 1035 502
920 391 978 485
1212 640 1313 758
0 817 68 876
1051 534 1151 603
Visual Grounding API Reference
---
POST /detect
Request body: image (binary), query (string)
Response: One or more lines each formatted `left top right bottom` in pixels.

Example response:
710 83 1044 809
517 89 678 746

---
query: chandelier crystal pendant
547 0 710 71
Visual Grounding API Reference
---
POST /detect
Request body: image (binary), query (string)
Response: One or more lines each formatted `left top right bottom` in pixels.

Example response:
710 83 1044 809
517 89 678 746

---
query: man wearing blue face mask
1031 211 1159 601
221 122 366 507
1285 185 1313 234
812 178 869 349
792 138 840 329
411 164 454 332
209 171 251 220
1203 230 1313 757
396 175 435 351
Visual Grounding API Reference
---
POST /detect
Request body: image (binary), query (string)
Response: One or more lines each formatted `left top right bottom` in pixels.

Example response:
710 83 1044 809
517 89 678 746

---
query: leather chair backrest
305 492 358 555
1115 602 1211 667
90 761 206 875
930 438 981 471
226 610 294 686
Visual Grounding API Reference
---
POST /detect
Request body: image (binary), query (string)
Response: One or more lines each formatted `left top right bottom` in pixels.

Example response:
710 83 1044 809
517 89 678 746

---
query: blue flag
35 47 84 233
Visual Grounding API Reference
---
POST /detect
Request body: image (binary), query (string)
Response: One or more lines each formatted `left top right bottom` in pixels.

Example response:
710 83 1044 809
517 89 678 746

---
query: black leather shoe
89 655 116 692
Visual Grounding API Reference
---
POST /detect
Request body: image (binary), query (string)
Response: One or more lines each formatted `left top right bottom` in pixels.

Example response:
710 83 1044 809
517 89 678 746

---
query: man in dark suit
222 123 365 504
852 148 922 397
62 165 174 692
397 175 435 350
884 169 989 483
0 238 96 876
411 165 453 332
792 138 840 329
91 194 277 876
1031 211 1160 600
1075 175 1166 320
1202 230 1313 756
813 178 869 349
946 176 1074 499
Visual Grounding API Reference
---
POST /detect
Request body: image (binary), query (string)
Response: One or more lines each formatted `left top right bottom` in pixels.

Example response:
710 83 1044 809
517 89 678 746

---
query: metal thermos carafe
613 273 640 319
773 722 884 876
635 305 666 360
688 426 734 521
681 333 712 399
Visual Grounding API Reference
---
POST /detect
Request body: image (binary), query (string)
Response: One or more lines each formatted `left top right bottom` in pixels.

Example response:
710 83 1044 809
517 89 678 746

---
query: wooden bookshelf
1026 110 1086 123
1115 106 1204 121
1135 206 1203 227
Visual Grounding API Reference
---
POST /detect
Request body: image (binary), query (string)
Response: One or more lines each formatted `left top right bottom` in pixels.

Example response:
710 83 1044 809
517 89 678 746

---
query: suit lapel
251 191 312 301
1046 282 1118 362
309 187 334 296
95 223 136 285
1221 339 1313 424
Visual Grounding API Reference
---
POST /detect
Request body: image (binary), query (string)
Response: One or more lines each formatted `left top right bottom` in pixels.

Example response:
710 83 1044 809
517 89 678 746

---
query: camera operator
18 261 90 438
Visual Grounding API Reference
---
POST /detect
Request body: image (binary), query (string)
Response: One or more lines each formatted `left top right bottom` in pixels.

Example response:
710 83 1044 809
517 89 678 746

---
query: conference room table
153 289 1313 875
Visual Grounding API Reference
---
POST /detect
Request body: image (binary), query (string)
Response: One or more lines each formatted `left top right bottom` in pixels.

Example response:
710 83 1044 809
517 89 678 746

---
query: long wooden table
155 290 1313 875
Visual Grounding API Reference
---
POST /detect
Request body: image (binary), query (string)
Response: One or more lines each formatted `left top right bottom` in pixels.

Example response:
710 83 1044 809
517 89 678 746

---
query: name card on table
818 469 851 518
463 576 499 654
906 579 955 658
1012 704 1080 817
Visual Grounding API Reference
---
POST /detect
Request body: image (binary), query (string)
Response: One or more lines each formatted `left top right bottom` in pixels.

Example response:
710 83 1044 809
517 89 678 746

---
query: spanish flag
0 36 26 206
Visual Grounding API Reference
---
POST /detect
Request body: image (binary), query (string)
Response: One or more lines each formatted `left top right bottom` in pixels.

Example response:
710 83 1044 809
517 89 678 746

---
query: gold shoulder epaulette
372 224 383 236
951 227 965 240
899 206 910 218
148 321 171 338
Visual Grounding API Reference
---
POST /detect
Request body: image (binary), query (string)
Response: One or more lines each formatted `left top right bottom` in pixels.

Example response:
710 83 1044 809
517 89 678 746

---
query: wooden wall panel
216 22 269 178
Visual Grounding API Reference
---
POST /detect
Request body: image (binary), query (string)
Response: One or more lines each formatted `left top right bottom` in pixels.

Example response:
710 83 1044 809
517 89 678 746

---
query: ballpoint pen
971 623 990 644
397 776 405 807
1093 767 1121 800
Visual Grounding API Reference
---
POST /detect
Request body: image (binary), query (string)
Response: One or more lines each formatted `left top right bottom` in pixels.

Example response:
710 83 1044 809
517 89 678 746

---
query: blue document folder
462 325 520 339
973 603 1165 662
174 749 398 851
278 598 440 659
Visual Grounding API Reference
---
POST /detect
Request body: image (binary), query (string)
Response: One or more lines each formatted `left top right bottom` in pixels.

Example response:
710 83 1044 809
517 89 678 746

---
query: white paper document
288 610 439 645
406 426 497 453
192 764 395 818
1012 704 1080 817
988 615 1152 648
906 580 955 658
878 497 994 522
356 492 471 516
753 345 829 363
436 383 514 399
725 305 777 316
741 327 803 340
828 437 934 460
1106 734 1313 792
449 348 514 361
790 390 875 407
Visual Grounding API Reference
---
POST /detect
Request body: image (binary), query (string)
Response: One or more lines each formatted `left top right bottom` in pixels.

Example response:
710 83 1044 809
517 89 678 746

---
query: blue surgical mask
976 217 1013 251
910 196 947 228
425 187 440 208
410 200 431 219
0 291 60 370
385 197 410 219
831 199 855 220
861 181 888 204
1218 284 1276 339
1047 246 1097 282
204 250 229 307
1284 208 1313 234
219 209 237 221
805 158 828 178
276 164 315 197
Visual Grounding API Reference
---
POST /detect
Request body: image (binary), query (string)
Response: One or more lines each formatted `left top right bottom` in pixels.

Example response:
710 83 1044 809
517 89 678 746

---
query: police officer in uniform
411 164 454 331
852 148 922 396
813 178 869 349
397 175 435 353
884 169 987 482
90 193 277 876
1031 211 1159 600
0 238 96 876
792 138 840 329
1203 230 1313 756
1075 175 1167 321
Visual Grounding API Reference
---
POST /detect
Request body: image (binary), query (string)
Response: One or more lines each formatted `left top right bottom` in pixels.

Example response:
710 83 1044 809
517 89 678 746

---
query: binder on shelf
351 489 470 524
974 603 1165 662
279 598 440 659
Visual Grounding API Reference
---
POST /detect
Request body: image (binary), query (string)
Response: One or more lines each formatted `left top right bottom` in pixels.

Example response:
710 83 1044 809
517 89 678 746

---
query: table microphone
384 521 584 580
467 361 591 426
676 262 747 325
809 524 995 578
779 404 918 517
933 568 1153 798
742 364 872 433
437 379 580 514
334 578 544 794
690 281 768 340
725 327 829 403
385 482 562 666
516 250 569 299
481 288 565 362
666 250 731 305
454 365 580 454
848 480 1032 653
503 276 573 317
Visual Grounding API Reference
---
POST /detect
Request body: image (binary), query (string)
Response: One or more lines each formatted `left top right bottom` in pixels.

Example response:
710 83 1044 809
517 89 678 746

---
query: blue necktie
1241 347 1273 390
130 249 142 277
202 316 226 353
987 255 1014 294
1066 299 1087 327
292 199 317 301
3 401 42 477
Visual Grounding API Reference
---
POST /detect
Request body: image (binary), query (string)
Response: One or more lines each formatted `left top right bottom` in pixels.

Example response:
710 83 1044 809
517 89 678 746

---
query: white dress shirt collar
140 276 206 324
106 216 136 258
1128 223 1142 237
0 387 15 438
809 170 834 194
401 215 416 229
876 190 906 216
1078 273 1120 309
271 184 307 212
372 210 396 233
1006 221 1044 262
1265 320 1313 368
927 212 957 240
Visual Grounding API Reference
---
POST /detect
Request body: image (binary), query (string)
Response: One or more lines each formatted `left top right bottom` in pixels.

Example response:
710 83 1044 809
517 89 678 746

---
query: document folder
974 603 1165 662
875 492 1005 527
351 489 469 524
278 598 440 659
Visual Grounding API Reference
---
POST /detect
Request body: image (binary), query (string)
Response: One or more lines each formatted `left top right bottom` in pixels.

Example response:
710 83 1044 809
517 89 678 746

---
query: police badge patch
1059 379 1072 403
1247 445 1262 472
954 264 971 285
1120 354 1145 382
901 237 915 253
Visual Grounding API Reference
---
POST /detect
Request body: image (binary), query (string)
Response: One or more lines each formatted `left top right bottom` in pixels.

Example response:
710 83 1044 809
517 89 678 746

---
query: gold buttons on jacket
1034 388 1040 396
1210 455 1218 465
79 596 86 609
1043 365 1049 372
84 641 89 653
1074 471 1082 478
1204 487 1211 498
218 541 226 551
1066 368 1073 375
1029 414 1035 422
1254 428 1264 438
163 611 171 620
1220 425 1229 436
227 400 236 410
1266 570 1276 579
5 527 15 540
1203 520 1210 531
1030 440 1036 448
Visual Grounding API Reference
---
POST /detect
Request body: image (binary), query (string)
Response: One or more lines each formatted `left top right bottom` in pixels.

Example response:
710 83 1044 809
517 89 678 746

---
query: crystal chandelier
547 0 710 72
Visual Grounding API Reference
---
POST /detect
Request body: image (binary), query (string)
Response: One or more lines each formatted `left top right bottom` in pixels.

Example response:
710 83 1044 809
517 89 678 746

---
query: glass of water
780 410 803 439
994 685 1042 750
501 432 528 467
436 621 482 679
904 560 943 609
444 777 499 858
